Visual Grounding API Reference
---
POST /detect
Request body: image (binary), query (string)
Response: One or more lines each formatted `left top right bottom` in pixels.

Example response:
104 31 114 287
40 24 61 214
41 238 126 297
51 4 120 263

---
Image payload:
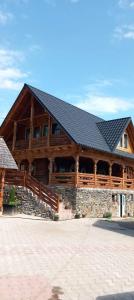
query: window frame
33 127 41 139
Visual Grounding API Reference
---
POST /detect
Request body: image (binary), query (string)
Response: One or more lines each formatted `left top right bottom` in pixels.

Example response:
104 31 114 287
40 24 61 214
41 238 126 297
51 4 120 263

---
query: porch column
12 121 17 151
29 160 33 175
49 158 54 185
122 165 125 189
75 155 79 187
0 169 5 213
47 115 51 147
94 160 98 187
109 162 112 188
17 161 21 170
29 97 34 150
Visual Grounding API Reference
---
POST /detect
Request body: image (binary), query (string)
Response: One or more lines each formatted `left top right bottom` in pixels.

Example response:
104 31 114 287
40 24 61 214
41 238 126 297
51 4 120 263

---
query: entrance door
119 194 126 217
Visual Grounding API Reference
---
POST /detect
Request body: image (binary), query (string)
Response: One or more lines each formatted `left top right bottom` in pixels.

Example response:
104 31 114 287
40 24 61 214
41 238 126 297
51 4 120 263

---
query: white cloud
0 48 28 90
0 11 13 25
76 94 134 115
118 0 134 8
114 25 134 40
65 79 134 116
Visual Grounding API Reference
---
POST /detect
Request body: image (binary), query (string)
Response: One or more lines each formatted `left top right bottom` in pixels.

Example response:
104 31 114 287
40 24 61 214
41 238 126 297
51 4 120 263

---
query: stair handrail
5 169 59 212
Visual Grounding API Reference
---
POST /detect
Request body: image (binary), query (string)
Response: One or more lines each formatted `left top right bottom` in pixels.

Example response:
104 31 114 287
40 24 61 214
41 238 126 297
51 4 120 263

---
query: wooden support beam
75 155 79 187
12 121 17 151
122 165 125 189
94 160 98 187
29 97 34 150
0 169 5 213
28 160 33 175
47 115 51 147
48 158 54 185
109 162 112 188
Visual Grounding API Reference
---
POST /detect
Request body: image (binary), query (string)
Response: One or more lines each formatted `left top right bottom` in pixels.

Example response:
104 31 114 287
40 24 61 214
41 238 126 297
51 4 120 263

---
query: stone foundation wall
4 185 134 218
4 185 53 219
50 186 134 218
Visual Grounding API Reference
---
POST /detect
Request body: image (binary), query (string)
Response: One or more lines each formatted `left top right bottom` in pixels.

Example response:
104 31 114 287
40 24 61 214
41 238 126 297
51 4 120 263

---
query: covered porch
49 156 134 190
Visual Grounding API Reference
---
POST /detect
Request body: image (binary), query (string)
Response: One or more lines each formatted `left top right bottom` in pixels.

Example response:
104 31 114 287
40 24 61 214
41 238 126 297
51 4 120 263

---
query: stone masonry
4 185 53 219
50 186 134 218
3 185 134 219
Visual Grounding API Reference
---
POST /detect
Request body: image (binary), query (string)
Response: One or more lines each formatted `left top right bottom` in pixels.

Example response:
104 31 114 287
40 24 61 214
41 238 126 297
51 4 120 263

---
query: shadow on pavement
48 286 64 300
93 219 134 238
96 291 134 299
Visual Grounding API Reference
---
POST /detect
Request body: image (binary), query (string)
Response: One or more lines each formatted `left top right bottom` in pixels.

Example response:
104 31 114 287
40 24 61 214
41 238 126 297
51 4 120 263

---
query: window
43 125 48 137
33 127 40 139
52 123 61 135
118 133 128 149
25 128 30 140
119 136 123 147
124 134 128 148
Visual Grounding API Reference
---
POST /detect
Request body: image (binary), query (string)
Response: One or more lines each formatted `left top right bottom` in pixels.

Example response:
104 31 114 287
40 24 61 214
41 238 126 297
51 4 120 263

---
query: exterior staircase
5 169 73 220
5 170 59 212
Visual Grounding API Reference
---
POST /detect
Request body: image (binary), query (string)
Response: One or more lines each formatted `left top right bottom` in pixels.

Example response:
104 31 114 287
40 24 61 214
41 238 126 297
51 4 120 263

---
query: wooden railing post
75 155 79 187
29 96 34 150
12 121 17 151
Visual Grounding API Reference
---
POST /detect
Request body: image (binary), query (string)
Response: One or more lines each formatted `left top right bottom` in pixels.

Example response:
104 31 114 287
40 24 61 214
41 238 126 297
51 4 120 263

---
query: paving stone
0 217 134 299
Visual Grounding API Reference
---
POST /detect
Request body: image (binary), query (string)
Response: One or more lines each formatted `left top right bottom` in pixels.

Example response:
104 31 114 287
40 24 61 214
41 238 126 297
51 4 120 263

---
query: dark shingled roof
5 83 133 161
97 117 131 151
0 138 18 169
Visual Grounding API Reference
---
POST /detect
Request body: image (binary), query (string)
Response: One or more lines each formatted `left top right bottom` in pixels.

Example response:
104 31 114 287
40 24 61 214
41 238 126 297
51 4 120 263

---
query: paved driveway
0 216 134 300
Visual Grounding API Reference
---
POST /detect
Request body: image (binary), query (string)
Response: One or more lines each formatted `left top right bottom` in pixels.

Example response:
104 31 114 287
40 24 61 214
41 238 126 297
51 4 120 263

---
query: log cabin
0 137 17 212
1 83 134 218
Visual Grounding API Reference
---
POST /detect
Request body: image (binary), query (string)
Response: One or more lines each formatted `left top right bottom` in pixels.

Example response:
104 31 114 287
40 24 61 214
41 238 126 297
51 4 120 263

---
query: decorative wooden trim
29 97 34 150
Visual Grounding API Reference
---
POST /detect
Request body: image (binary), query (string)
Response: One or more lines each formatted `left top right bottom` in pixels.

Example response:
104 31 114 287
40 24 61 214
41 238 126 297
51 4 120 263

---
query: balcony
50 172 134 190
8 134 71 151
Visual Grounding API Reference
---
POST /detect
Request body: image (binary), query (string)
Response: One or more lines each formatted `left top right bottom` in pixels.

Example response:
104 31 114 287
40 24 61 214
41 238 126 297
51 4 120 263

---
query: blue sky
0 0 134 123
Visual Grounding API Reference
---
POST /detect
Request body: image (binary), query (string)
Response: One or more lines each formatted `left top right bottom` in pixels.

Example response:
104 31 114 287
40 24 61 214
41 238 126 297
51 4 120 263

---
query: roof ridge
97 116 131 124
26 83 104 121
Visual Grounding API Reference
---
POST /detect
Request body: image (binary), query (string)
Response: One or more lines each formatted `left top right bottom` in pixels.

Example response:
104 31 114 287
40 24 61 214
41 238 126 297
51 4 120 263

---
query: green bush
53 214 59 221
103 212 112 219
9 187 16 206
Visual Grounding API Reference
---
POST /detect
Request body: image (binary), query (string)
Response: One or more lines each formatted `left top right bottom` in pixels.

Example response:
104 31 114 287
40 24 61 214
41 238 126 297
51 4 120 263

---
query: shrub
103 212 112 219
53 214 59 221
9 187 16 206
75 212 81 219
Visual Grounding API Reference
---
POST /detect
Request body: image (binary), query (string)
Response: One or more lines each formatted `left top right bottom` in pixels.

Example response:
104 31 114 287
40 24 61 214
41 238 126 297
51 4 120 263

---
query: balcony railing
50 172 134 190
8 134 71 151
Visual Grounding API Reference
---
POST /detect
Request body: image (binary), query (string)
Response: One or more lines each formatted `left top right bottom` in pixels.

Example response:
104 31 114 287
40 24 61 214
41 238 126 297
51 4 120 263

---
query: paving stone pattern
0 217 134 299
